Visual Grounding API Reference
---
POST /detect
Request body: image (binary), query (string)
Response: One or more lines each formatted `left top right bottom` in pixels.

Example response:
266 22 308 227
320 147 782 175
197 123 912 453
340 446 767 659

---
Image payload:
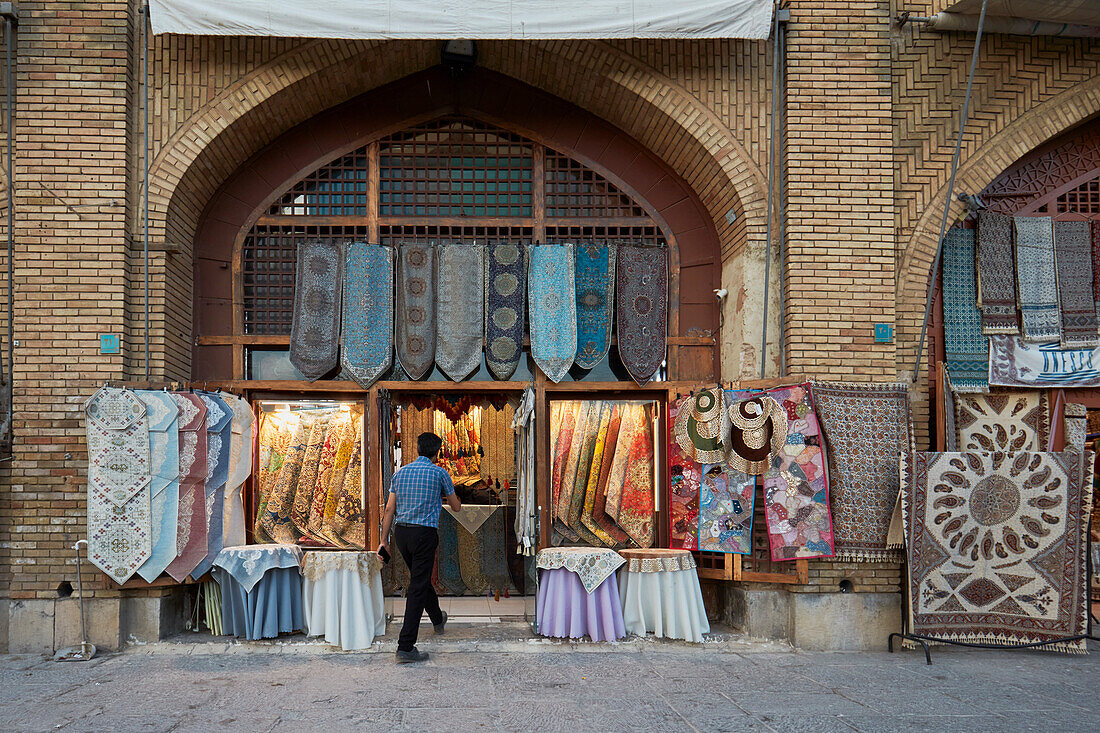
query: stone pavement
1 634 1097 732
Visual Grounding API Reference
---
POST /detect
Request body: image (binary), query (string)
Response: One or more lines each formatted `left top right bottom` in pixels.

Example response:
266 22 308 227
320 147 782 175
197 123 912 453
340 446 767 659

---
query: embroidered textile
812 381 911 561
616 245 668 385
436 244 485 381
259 412 313 544
574 243 616 370
673 388 728 464
988 335 1100 388
566 402 604 546
478 505 512 593
617 403 656 548
165 393 207 582
761 384 835 561
698 462 755 555
437 509 468 595
977 212 1019 335
727 394 788 475
943 228 989 392
291 412 331 534
529 244 577 383
222 392 255 548
579 402 621 547
513 388 537 555
456 515 491 595
301 550 382 585
321 413 359 546
341 243 393 388
590 405 632 546
308 412 350 540
902 451 1093 653
135 391 181 582
485 243 527 380
213 544 303 593
1064 403 1087 451
396 243 436 380
618 548 696 573
551 401 582 542
1015 216 1060 343
444 505 498 536
328 416 366 549
1092 220 1100 325
192 392 233 579
289 239 343 380
602 404 629 522
1053 220 1099 349
669 397 701 551
954 390 1049 453
536 546 625 594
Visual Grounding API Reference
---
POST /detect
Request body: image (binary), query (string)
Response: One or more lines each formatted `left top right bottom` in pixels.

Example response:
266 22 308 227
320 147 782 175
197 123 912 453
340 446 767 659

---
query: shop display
954 390 1049 452
726 393 786 475
1054 220 1098 349
166 394 209 582
674 388 729 465
1014 216 1059 344
668 397 701 551
302 550 386 650
536 547 626 641
289 239 343 380
574 243 616 370
989 336 1100 388
221 391 255 549
902 451 1093 654
618 548 710 643
485 243 527 381
135 391 181 582
435 243 486 381
587 406 631 547
616 244 668 385
191 391 233 579
213 544 305 641
977 211 1018 335
395 242 436 380
698 462 754 554
341 242 393 388
943 228 988 393
529 243 577 383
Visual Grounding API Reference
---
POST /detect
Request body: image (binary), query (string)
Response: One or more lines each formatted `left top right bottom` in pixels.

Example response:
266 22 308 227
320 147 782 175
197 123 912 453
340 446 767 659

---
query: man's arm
442 470 461 512
378 491 397 553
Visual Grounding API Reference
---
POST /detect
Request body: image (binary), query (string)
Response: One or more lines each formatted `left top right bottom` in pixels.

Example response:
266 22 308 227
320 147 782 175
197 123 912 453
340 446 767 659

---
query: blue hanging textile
943 228 989 393
341 243 393 388
574 243 616 370
192 391 233 578
529 244 577 383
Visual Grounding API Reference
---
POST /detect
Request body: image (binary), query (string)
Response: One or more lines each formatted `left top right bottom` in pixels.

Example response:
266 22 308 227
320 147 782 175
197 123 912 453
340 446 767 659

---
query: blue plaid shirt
390 456 455 528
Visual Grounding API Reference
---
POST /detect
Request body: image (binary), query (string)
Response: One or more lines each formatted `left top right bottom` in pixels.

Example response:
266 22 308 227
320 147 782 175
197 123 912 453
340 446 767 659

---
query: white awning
928 0 1100 37
148 0 774 40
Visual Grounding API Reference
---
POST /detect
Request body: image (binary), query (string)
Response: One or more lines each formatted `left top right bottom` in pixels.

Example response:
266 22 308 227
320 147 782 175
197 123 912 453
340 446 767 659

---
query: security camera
713 288 728 301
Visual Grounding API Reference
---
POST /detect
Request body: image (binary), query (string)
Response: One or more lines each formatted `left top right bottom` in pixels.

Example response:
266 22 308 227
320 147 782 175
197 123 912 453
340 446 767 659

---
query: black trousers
394 523 444 651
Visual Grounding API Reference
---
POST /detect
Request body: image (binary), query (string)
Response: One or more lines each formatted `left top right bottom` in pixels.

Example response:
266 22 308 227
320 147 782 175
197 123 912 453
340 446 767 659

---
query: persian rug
616 245 668 385
943 228 989 393
220 392 254 550
977 211 1019 335
698 462 755 555
988 335 1100 388
192 391 233 579
761 384 835 560
902 451 1093 653
1092 220 1100 325
84 387 152 583
529 244 577 383
580 402 622 548
553 400 588 543
565 401 606 547
254 414 291 543
673 388 729 465
289 239 343 380
812 381 911 561
617 403 656 548
602 403 632 523
590 405 632 547
727 393 788 476
536 547 625 594
1064 403 1087 451
291 412 332 536
550 401 575 521
308 412 350 541
135 391 181 582
478 507 512 593
319 415 358 548
259 412 313 544
485 243 527 380
165 393 208 582
574 243 616 370
669 397 701 551
329 421 366 549
341 243 393 388
396 243 437 380
1014 216 1060 343
436 244 485 381
954 390 1049 452
1053 220 1099 349
437 509 467 595
457 517 490 595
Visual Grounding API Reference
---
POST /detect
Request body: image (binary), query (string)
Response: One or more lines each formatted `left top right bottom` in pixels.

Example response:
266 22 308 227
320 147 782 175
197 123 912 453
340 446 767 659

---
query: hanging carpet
135 391 181 582
977 211 1019 335
318 412 357 547
485 242 527 381
308 411 351 542
616 245 668 385
436 243 486 381
574 243 616 370
529 244 577 383
943 228 989 393
565 401 605 546
292 412 332 536
589 404 632 547
1064 403 1088 451
989 335 1100 388
341 243 393 388
327 417 366 549
669 397 702 551
954 390 1049 452
220 392 254 550
254 413 291 544
437 509 467 596
698 462 755 555
396 243 437 380
617 403 656 548
579 402 622 547
602 403 631 523
553 400 588 543
456 517 491 595
191 391 233 579
1092 220 1100 325
902 451 1093 654
673 388 729 465
1014 216 1060 343
1053 219 1099 349
166 393 208 582
259 413 313 544
727 393 788 476
478 507 512 594
289 239 343 380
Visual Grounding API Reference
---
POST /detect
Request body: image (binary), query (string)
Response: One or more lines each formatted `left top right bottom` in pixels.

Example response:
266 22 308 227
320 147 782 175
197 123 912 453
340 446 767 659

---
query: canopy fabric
929 1 1100 37
148 0 773 39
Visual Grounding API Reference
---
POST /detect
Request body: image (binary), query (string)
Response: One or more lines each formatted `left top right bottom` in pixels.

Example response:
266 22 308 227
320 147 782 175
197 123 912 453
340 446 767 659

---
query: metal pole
5 10 14 439
776 20 787 378
911 0 990 381
760 3 781 379
141 6 150 380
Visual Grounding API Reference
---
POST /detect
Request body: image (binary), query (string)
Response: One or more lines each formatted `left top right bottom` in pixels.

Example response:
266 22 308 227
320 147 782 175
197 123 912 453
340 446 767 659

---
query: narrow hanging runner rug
602 403 632 523
566 401 606 546
574 243 615 370
989 335 1100 388
289 239 343 380
976 211 1019 334
529 244 577 383
291 411 332 537
943 228 989 392
329 419 366 549
259 412 312 544
436 244 485 381
456 518 491 596
396 243 436 380
219 391 254 550
954 390 1048 452
165 393 207 582
579 401 621 547
669 397 702 551
437 509 467 596
698 462 755 555
321 413 360 547
485 242 527 380
191 391 233 579
617 403 656 548
135 390 181 582
478 507 512 594
1053 219 1099 349
589 404 631 547
552 400 585 543
309 411 351 542
84 387 152 583
341 243 393 388
760 384 835 561
616 245 668 385
1014 216 1060 343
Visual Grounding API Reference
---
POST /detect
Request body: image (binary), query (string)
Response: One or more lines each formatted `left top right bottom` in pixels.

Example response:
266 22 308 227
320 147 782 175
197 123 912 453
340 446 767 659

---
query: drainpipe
760 5 788 379
140 5 150 380
1 3 16 451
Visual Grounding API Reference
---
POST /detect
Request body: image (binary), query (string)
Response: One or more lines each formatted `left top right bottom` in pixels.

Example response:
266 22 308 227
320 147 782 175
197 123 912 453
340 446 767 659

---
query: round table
617 548 710 643
535 547 626 641
302 551 386 650
212 544 304 640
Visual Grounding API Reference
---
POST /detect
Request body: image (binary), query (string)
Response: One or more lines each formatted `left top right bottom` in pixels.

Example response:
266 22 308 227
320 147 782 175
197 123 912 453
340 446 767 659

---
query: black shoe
434 611 448 635
395 647 429 664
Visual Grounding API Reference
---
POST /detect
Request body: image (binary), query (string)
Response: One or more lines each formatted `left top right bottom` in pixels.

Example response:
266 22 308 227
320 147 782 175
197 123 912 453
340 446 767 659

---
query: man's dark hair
417 431 443 458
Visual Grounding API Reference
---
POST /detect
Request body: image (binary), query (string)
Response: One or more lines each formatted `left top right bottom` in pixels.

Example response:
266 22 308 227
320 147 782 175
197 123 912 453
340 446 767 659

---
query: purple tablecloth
536 566 626 641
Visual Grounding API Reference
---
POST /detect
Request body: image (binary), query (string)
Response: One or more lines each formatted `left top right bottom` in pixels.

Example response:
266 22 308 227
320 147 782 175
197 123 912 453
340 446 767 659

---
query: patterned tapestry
812 381 911 561
1092 220 1100 325
135 391 181 582
485 243 527 381
289 239 343 380
341 243 393 388
436 244 485 381
760 384 835 561
191 391 233 579
976 211 1019 335
84 387 152 583
581 403 630 546
1064 403 1087 451
436 509 468 596
165 393 207 582
669 396 701 551
954 390 1049 453
989 335 1100 388
616 245 668 385
616 403 656 548
943 228 989 393
1052 220 1099 349
902 451 1093 653
673 388 729 465
727 393 788 476
698 462 755 555
574 243 616 370
1014 216 1060 343
220 391 255 550
396 243 436 380
529 244 577 383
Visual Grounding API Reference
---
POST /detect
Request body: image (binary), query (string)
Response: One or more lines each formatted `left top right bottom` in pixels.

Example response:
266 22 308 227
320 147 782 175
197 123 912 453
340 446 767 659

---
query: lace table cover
213 544 304 592
301 551 383 585
617 548 696 574
536 546 625 594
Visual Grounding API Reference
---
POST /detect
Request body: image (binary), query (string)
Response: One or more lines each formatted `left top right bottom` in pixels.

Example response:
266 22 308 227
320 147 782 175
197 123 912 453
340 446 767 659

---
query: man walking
379 431 462 663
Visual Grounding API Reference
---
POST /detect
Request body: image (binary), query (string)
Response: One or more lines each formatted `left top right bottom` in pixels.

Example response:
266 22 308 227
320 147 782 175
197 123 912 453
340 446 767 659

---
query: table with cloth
617 548 710 643
536 547 625 641
212 544 304 640
302 551 386 650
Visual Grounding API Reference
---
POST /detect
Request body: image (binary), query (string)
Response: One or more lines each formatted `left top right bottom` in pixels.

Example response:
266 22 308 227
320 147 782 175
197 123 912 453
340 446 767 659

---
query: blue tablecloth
212 545 304 640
